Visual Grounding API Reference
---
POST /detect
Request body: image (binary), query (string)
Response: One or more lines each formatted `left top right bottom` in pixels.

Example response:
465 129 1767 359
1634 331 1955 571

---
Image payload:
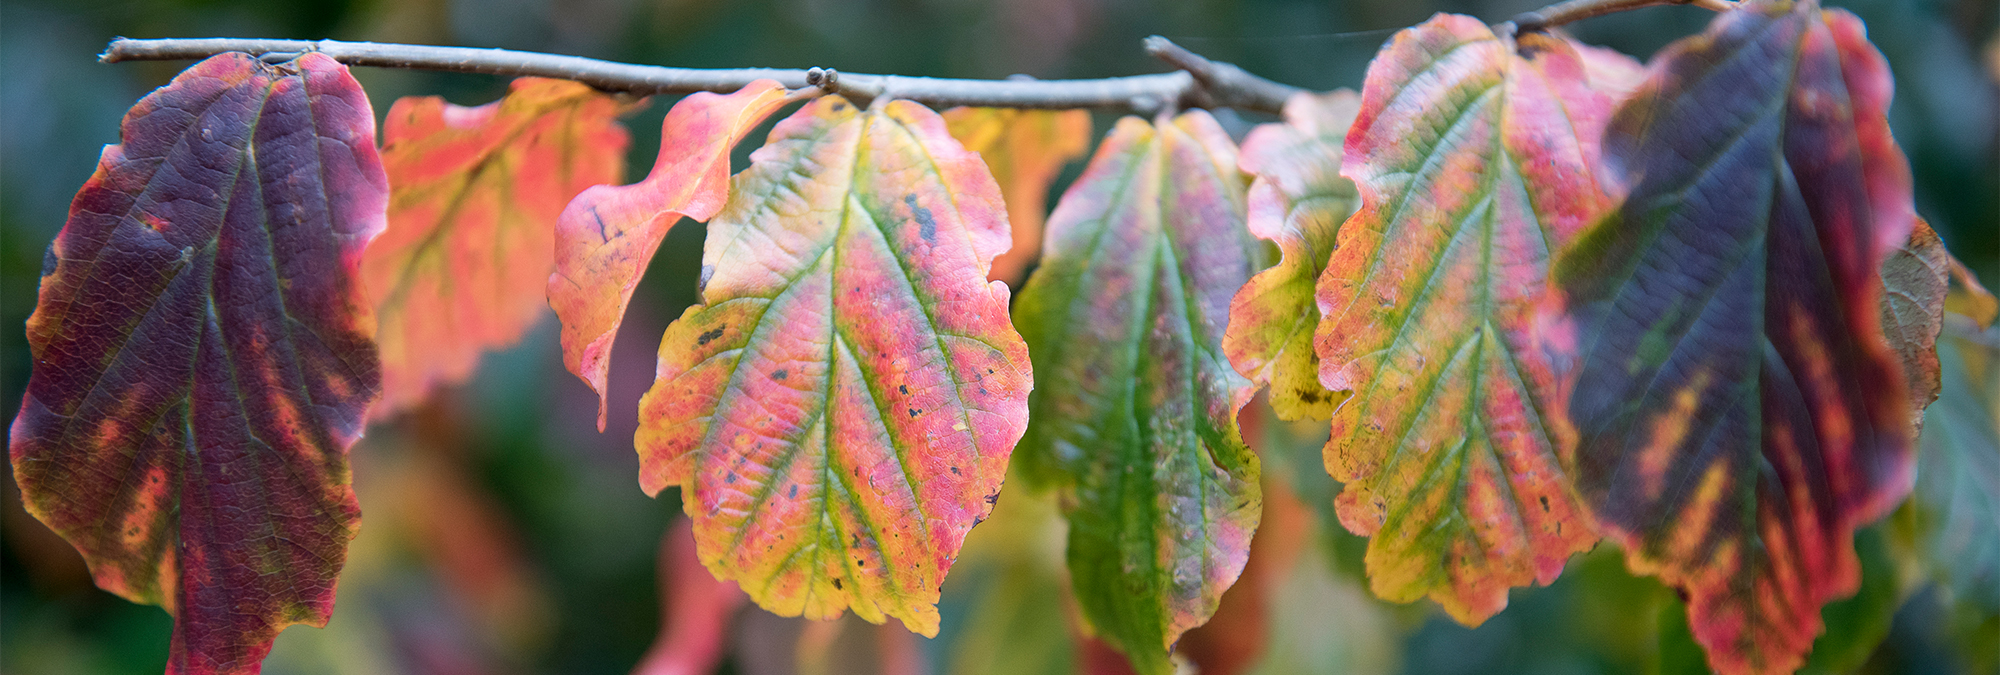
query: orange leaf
942 107 1093 286
548 81 795 429
366 78 631 416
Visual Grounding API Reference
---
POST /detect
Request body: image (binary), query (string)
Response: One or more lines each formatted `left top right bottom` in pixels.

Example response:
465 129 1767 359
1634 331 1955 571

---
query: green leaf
1223 90 1361 422
634 96 1033 637
10 53 386 674
1911 323 2000 612
1545 2 1919 673
1013 111 1262 674
1315 15 1614 624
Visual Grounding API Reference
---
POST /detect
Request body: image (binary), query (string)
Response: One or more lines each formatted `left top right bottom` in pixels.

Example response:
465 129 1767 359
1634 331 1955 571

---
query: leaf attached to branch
366 77 630 416
1543 3 1918 672
1012 111 1262 675
1315 15 1613 624
635 96 1032 637
10 53 386 675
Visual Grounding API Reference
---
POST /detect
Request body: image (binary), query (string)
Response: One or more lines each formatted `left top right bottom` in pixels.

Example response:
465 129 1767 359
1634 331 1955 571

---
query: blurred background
1 0 1994 673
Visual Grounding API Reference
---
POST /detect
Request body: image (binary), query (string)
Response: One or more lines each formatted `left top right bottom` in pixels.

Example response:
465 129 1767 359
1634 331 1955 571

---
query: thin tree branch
1509 0 1736 34
100 37 1301 115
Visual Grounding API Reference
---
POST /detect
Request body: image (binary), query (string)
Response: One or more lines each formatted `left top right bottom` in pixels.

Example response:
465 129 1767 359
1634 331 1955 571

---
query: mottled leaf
366 78 629 416
1544 3 1918 673
1012 111 1261 675
549 81 793 429
1911 322 2000 612
1877 218 1950 429
634 96 1031 637
1314 15 1611 624
942 107 1093 286
9 53 386 674
1222 90 1361 421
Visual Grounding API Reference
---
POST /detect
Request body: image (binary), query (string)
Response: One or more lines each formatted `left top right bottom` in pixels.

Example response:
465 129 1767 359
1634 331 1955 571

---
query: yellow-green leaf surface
1315 15 1614 624
943 107 1093 286
1013 111 1262 675
1222 90 1362 421
635 96 1032 636
364 78 629 416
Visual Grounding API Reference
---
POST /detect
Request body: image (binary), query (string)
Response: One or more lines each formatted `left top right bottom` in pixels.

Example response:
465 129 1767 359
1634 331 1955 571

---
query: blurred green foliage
2 0 1994 673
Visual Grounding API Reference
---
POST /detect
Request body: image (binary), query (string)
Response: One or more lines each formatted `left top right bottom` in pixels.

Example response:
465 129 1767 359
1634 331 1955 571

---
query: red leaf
1316 15 1612 624
9 53 386 674
632 519 745 675
636 96 1032 636
1544 3 1918 672
366 78 630 416
549 81 794 429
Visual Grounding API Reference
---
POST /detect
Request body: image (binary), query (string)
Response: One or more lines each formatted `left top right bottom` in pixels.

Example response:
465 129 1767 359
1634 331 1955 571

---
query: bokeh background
2 0 1994 673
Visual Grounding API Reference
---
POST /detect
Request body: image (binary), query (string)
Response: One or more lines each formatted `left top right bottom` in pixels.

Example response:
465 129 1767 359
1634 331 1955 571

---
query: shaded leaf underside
365 77 628 416
1223 89 1362 422
549 81 793 428
1313 15 1609 624
9 52 386 675
1013 111 1261 675
635 96 1031 637
1549 3 1917 673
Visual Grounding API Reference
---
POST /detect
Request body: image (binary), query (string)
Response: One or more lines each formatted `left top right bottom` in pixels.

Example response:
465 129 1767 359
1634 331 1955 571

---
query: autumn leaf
365 78 630 416
549 81 794 429
634 96 1032 637
9 53 385 674
1223 90 1361 422
1543 2 1918 673
1876 218 1950 429
1012 111 1262 675
943 107 1093 286
1313 15 1611 624
1572 40 1648 100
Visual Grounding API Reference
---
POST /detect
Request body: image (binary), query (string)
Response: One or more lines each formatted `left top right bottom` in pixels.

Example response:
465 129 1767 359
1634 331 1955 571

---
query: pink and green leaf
1543 2 1918 673
1314 15 1611 624
1222 90 1362 422
548 81 793 429
365 77 630 416
942 107 1094 287
635 96 1032 637
1012 112 1262 675
8 53 386 674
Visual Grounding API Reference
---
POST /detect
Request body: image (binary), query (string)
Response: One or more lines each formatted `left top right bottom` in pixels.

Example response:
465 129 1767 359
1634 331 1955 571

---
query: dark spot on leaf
831 578 843 590
857 558 867 567
1539 496 1550 512
908 408 921 418
698 327 725 346
1300 389 1323 403
949 466 960 475
773 369 789 381
905 194 936 243
984 492 999 505
41 246 57 278
899 384 909 395
789 484 798 499
725 471 737 484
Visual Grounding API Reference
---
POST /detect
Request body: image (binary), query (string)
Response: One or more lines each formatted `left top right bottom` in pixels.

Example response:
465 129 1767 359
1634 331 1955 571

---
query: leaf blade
1013 112 1262 674
635 96 1032 637
9 52 386 674
1546 3 1918 672
1314 15 1609 624
1223 90 1362 421
942 107 1093 286
366 77 629 416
